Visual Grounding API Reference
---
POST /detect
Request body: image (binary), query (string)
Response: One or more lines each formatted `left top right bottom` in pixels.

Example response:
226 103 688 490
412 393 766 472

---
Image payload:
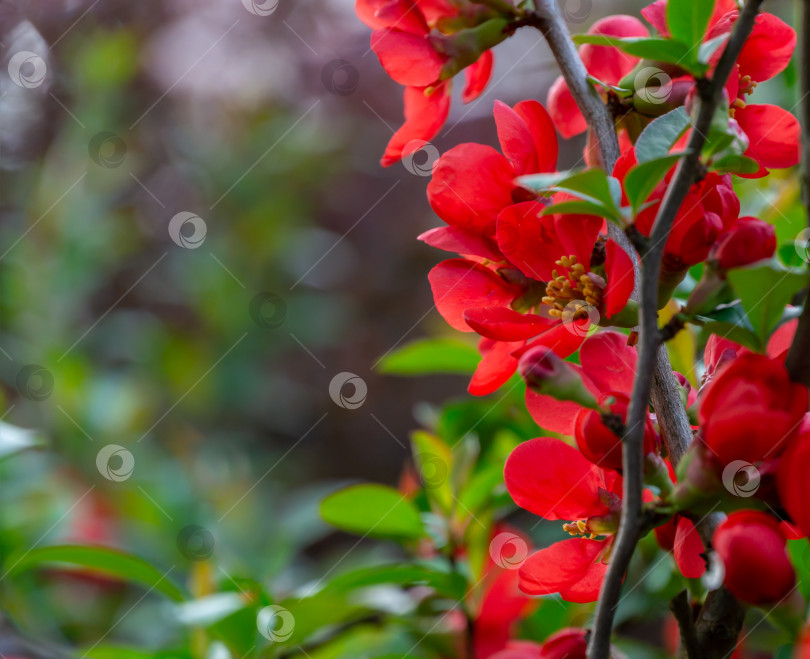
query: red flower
357 0 501 165
713 510 796 605
504 437 621 602
548 15 648 139
699 353 808 467
778 417 810 538
711 216 776 269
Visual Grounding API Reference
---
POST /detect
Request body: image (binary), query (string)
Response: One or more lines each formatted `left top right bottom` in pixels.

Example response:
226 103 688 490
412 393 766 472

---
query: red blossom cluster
359 0 808 655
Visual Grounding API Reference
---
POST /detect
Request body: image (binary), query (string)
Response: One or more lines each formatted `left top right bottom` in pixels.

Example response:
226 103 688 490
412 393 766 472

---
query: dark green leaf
324 563 467 600
320 484 425 540
411 430 453 513
623 153 685 212
697 301 762 353
377 338 480 376
727 261 809 348
710 154 760 175
5 545 185 601
572 35 695 70
635 107 690 163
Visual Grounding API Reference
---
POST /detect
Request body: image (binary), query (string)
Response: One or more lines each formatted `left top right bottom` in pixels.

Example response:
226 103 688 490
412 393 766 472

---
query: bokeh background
0 0 803 657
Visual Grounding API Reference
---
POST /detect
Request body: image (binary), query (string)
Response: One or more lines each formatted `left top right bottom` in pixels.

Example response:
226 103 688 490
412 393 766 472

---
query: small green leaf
697 302 762 353
320 484 425 540
667 0 714 51
550 169 622 218
5 545 185 601
572 35 695 70
411 431 453 513
698 33 729 65
377 338 480 376
727 260 808 348
623 153 685 212
710 154 760 175
540 200 611 218
635 107 690 163
517 169 580 192
325 563 467 600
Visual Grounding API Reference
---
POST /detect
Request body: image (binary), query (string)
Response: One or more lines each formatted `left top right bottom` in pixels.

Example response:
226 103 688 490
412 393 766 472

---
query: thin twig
785 0 810 386
670 590 700 659
588 2 765 657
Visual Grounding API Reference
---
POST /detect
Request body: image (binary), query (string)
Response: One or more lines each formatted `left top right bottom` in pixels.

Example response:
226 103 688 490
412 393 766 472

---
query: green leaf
540 200 611 218
520 169 623 223
516 169 580 192
697 301 762 353
623 153 685 212
572 35 695 70
456 462 504 518
667 0 714 50
727 261 809 348
320 484 425 540
377 338 480 376
635 107 690 163
324 563 467 600
82 648 191 659
5 544 185 601
411 431 453 513
710 154 760 175
698 33 729 65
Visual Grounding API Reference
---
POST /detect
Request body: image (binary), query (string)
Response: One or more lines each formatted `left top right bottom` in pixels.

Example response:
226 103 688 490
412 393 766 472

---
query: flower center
541 255 603 318
729 74 758 117
562 519 599 540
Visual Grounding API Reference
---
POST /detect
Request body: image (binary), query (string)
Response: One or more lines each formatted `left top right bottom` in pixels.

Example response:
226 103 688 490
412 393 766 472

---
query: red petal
494 100 558 176
381 84 450 167
640 0 668 35
464 307 556 341
518 538 607 602
548 76 587 139
579 330 637 396
778 435 810 538
505 438 610 520
428 259 520 332
371 29 444 87
462 50 494 103
496 202 561 280
525 388 583 435
468 338 523 396
580 15 648 85
603 239 636 318
559 550 609 603
768 319 798 362
428 143 517 231
736 104 800 171
418 226 504 261
554 211 603 272
737 13 796 82
674 518 706 579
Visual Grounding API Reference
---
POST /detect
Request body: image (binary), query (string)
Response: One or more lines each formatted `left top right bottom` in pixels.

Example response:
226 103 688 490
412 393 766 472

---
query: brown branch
587 2 765 657
785 0 810 386
670 590 700 659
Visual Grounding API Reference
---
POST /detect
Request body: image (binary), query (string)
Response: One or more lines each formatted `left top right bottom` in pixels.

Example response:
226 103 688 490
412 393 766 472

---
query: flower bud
712 217 776 270
518 346 599 410
713 510 795 606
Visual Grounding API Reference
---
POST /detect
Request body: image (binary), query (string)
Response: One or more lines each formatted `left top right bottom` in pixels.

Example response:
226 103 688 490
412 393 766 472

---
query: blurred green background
0 0 803 657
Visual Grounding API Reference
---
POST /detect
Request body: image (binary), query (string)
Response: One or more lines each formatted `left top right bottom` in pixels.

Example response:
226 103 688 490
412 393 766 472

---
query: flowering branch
588 1 765 657
785 0 810 386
